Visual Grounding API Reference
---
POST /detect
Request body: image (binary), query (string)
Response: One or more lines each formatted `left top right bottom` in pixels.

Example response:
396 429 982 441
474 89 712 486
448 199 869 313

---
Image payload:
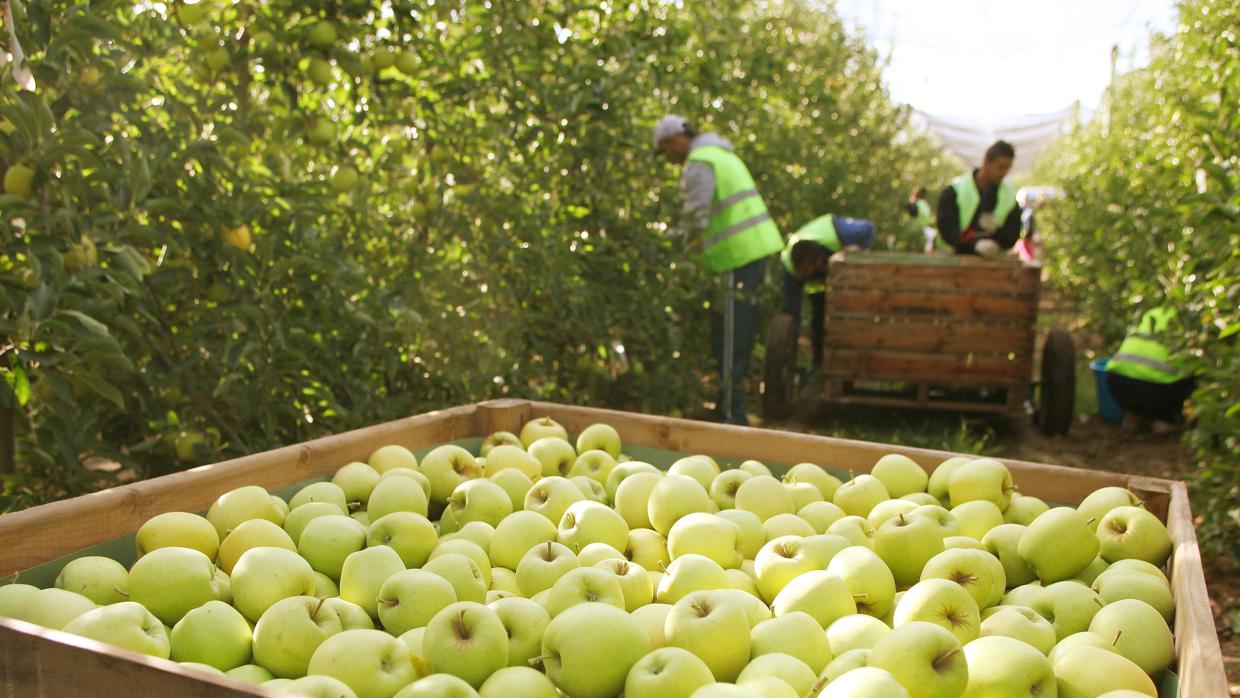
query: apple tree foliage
1033 0 1238 558
0 0 954 507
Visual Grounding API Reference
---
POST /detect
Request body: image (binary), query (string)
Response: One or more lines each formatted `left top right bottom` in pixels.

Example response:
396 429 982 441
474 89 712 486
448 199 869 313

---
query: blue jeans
780 217 874 366
710 258 766 425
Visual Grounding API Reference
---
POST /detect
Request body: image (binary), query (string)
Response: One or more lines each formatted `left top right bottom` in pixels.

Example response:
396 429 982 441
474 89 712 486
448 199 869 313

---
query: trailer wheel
761 313 798 421
1037 329 1076 436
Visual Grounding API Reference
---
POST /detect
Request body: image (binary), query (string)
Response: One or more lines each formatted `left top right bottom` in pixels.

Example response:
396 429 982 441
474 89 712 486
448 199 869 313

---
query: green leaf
71 371 125 409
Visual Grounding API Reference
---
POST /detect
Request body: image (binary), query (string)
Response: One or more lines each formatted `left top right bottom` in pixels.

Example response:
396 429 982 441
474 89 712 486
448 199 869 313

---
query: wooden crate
822 252 1041 413
0 400 1225 697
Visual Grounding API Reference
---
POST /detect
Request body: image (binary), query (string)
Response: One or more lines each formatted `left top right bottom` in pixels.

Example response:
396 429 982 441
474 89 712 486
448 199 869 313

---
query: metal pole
722 270 735 423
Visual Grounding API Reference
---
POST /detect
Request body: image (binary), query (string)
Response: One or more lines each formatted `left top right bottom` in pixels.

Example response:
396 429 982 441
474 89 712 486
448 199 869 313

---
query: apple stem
848 469 856 481
807 675 830 697
1084 517 1097 526
115 587 129 597
313 596 328 617
1113 630 1122 646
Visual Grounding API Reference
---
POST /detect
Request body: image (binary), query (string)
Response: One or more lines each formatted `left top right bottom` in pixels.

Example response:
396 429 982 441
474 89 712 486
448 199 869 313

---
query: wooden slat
0 404 481 578
1167 482 1229 697
824 317 1033 354
827 290 1038 319
823 348 1030 384
0 618 278 697
826 391 1013 415
830 262 1040 296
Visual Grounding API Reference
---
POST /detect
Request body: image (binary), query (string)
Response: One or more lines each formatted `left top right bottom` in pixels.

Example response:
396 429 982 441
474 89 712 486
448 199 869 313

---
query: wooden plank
1166 482 1229 698
0 404 481 578
824 317 1033 354
830 263 1040 296
0 617 277 697
831 251 1040 271
823 348 1030 384
829 393 1013 415
827 290 1038 319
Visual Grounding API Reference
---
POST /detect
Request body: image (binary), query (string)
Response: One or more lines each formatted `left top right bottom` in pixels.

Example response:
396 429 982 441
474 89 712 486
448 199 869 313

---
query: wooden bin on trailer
822 252 1041 413
0 399 1225 697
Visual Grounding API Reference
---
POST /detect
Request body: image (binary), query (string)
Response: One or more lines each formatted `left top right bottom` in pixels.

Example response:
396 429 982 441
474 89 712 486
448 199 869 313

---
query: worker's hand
978 212 997 233
975 239 1001 257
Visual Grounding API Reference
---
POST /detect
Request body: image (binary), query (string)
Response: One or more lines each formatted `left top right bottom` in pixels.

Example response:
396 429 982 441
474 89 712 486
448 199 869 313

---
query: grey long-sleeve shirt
679 133 736 233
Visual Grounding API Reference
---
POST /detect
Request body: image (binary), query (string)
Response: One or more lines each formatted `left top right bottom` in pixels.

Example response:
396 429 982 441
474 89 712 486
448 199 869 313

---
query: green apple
606 461 661 501
368 444 417 473
332 462 382 510
171 600 252 670
947 458 1014 510
615 471 664 529
488 595 550 667
827 515 877 548
903 492 941 506
982 523 1038 587
632 602 673 648
710 469 753 509
665 590 749 681
490 567 521 595
0 584 40 620
395 674 475 697
251 595 344 678
1087 598 1174 675
1029 580 1105 640
715 509 767 560
748 612 831 674
453 522 496 551
782 462 843 500
319 598 373 632
1077 487 1143 531
423 601 508 687
1107 559 1169 583
541 602 650 697
669 456 721 490
298 515 367 580
945 536 987 551
519 416 568 447
733 476 795 522
558 500 629 553
232 546 317 622
826 612 890 655
368 511 438 568
1071 556 1110 586
447 479 512 528
419 444 481 504
377 570 457 636
737 653 816 696
489 510 557 570
54 556 129 605
308 629 418 698
575 422 622 458
339 545 405 618
307 20 337 48
1052 645 1157 698
226 664 274 684
307 117 337 146
657 554 728 604
893 579 981 644
1004 495 1050 525
738 460 774 478
826 545 897 618
219 518 297 574
63 601 170 658
516 541 579 597
771 570 856 628
528 437 577 478
482 444 541 479
649 475 715 536
569 450 618 484
821 667 911 698
524 476 584 525
544 567 625 617
1046 630 1115 665
950 500 1006 540
489 468 534 511
762 513 816 539
480 430 522 456
909 505 961 536
136 511 220 559
207 485 285 538
751 536 815 602
833 474 890 517
668 513 744 569
867 499 919 529
22 588 97 629
869 620 967 698
821 648 873 683
128 546 228 625
962 635 1055 697
1096 506 1172 566
367 476 430 520
1092 568 1174 622
718 587 772 628
595 559 653 611
624 645 714 698
797 501 847 534
871 454 929 498
627 528 672 571
920 548 1004 611
927 456 973 506
1019 507 1100 582
577 542 624 566
285 502 347 545
979 605 1056 654
479 666 556 698
875 513 945 586
291 482 350 512
284 675 360 697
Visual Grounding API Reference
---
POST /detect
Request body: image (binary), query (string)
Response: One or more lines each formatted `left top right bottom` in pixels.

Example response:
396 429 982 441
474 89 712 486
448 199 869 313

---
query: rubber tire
1038 328 1076 436
761 313 798 422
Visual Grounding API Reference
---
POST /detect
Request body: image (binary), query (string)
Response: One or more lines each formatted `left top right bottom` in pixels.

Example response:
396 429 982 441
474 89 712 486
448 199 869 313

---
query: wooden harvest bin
823 252 1041 413
0 399 1225 697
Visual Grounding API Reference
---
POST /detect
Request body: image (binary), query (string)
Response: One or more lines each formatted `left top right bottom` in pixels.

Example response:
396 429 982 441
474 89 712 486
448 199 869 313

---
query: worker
779 214 875 372
936 140 1023 257
904 187 935 253
1105 306 1196 434
654 114 783 426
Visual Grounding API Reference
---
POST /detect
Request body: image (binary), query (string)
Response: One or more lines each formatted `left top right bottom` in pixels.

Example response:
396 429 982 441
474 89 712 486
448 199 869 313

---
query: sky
833 0 1181 119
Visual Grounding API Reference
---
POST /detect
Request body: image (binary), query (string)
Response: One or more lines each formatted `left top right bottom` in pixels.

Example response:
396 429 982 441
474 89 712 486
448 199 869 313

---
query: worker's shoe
1121 412 1151 434
1151 420 1184 436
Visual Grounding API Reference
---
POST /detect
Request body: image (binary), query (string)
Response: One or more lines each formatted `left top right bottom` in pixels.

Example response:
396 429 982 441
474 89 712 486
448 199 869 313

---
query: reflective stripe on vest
1106 306 1181 383
951 173 1017 233
686 145 783 273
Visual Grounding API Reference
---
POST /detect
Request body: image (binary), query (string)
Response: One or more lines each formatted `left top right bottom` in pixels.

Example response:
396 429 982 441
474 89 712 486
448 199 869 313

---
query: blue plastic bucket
1091 357 1124 423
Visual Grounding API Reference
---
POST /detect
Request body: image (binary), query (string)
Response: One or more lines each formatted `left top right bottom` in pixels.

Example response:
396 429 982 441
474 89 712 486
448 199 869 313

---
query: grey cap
652 114 692 149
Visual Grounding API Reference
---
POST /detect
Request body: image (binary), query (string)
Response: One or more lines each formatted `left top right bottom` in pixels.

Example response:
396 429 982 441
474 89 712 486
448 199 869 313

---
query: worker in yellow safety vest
904 187 935 253
1105 306 1195 434
935 140 1023 257
654 115 783 425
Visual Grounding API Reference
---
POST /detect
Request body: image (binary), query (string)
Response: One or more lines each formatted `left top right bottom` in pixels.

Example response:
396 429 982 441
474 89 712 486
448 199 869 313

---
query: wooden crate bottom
824 377 1026 414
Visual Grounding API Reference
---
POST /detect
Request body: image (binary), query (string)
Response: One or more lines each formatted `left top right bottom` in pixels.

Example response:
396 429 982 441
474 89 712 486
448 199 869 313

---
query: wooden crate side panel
1167 483 1229 698
826 290 1038 319
822 349 1031 384
0 404 481 577
824 391 1014 415
829 263 1040 296
0 618 276 697
824 317 1034 354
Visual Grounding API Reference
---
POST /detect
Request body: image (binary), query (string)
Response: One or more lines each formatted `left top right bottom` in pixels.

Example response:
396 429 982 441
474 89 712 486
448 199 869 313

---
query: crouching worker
1105 305 1196 434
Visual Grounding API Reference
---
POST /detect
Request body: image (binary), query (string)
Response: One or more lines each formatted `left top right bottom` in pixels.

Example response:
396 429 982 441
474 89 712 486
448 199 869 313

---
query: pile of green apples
0 417 1177 698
